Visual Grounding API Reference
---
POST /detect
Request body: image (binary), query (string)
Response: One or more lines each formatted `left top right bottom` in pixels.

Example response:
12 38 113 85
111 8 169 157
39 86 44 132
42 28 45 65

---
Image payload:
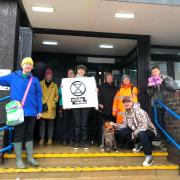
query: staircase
0 144 179 179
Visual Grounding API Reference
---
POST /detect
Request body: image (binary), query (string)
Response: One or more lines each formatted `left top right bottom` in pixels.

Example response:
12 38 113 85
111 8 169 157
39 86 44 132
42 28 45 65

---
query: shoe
83 143 89 151
143 156 154 166
69 140 74 146
62 140 67 146
39 139 44 145
47 139 52 145
73 143 79 150
133 143 143 152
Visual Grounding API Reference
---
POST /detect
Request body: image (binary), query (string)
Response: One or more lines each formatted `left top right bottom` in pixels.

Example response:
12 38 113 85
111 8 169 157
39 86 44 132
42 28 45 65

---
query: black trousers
13 116 35 143
62 109 74 142
117 127 155 155
72 108 90 144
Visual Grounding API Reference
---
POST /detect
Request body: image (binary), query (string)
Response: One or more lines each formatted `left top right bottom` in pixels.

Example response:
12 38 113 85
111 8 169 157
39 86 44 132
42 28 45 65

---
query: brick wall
164 91 180 164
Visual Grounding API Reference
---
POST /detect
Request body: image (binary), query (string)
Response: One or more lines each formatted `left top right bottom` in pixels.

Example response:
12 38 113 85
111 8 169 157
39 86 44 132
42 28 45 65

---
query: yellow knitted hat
21 57 34 66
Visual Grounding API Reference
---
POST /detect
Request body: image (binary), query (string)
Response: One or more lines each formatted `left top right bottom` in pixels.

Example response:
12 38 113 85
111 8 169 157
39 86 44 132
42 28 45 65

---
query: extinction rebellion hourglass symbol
70 81 86 96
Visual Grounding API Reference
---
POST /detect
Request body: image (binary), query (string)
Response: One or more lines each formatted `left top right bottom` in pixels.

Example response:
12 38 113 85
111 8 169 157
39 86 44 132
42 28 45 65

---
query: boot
39 139 44 145
25 141 39 166
13 142 26 169
47 139 52 145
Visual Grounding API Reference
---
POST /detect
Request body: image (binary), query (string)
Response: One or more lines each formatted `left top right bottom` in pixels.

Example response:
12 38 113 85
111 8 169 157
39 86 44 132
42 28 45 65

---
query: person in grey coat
147 66 178 146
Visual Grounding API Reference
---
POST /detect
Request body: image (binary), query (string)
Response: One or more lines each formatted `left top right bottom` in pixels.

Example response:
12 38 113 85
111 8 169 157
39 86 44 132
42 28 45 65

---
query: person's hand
96 88 99 93
36 113 42 119
99 104 104 109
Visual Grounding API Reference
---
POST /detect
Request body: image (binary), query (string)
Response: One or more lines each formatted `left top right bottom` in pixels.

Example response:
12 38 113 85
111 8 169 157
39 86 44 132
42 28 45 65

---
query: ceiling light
42 41 58 45
32 6 54 13
99 44 114 49
115 12 135 19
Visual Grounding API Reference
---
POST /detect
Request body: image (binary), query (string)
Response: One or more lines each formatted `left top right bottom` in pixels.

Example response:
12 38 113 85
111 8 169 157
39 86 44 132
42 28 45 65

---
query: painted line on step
4 152 168 159
0 165 178 173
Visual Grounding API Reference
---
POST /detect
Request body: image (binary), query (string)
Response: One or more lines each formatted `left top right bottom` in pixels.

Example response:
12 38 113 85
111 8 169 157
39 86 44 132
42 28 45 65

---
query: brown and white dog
100 121 118 152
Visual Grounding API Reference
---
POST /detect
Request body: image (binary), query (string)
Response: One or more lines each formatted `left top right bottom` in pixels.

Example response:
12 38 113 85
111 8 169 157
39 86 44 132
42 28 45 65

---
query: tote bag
5 76 33 126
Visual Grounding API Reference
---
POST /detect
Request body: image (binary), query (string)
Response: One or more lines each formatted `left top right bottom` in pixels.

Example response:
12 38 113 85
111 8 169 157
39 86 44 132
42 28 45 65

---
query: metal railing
153 99 180 151
0 96 13 153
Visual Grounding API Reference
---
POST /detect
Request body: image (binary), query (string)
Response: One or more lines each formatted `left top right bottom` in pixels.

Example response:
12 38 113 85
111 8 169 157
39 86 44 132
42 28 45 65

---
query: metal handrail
0 126 13 153
0 96 10 102
0 96 13 154
153 99 180 151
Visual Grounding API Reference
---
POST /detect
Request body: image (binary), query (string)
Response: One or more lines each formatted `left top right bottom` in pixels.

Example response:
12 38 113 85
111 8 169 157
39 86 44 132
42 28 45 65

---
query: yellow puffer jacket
112 84 138 124
40 80 59 120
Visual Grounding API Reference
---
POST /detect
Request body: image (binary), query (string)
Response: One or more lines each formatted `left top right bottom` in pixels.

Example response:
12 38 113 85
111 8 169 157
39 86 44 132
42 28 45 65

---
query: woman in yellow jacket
112 75 138 124
39 68 59 145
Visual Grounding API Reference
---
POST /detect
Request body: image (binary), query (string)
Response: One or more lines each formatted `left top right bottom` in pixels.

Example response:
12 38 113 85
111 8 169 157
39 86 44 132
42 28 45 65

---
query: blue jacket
0 70 42 117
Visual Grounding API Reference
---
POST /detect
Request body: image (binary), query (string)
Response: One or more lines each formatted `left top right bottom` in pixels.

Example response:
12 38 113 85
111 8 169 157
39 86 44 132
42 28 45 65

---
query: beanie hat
45 68 53 76
21 57 33 66
122 74 131 82
76 64 87 72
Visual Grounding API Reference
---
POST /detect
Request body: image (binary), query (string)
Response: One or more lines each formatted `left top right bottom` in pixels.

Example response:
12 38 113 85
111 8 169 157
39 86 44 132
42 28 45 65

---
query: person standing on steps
39 68 59 145
0 57 42 169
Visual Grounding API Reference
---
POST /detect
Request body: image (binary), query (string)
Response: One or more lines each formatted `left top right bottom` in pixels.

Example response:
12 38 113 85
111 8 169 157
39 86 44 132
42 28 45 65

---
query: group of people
0 57 178 168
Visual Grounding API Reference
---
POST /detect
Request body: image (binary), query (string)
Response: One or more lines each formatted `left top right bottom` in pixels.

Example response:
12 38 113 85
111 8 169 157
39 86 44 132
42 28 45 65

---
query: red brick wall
164 91 180 164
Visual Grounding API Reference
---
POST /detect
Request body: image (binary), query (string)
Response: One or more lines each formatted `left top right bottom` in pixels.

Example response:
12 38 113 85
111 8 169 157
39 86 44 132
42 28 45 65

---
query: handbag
42 87 53 112
5 76 33 126
42 103 48 112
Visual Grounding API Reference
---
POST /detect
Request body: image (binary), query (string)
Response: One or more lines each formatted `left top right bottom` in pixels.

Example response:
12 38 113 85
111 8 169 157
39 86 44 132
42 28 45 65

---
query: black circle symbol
70 81 86 96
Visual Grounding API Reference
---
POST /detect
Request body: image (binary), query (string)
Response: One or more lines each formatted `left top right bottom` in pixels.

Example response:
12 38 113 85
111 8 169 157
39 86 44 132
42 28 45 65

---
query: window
174 62 180 88
150 61 167 75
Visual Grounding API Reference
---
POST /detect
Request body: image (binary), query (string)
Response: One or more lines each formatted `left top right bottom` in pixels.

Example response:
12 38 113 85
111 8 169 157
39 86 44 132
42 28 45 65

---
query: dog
100 121 118 152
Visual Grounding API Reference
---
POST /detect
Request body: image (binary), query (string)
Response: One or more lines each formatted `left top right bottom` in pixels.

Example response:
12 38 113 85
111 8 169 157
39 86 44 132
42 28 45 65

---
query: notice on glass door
0 69 11 90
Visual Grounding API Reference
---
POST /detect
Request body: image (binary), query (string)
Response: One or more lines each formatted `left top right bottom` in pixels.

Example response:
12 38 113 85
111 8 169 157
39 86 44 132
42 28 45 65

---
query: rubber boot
13 142 26 169
25 141 39 166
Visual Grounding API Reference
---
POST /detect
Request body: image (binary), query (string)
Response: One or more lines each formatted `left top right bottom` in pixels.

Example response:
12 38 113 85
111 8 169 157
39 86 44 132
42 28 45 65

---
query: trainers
83 143 89 151
39 139 44 145
73 143 79 150
143 156 154 166
133 143 143 152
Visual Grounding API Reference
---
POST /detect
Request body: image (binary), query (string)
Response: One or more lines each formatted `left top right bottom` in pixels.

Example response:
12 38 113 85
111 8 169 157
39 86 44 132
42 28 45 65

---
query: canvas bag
5 76 33 126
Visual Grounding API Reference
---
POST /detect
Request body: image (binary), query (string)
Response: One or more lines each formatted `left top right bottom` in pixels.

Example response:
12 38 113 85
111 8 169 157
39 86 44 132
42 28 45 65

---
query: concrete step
0 164 179 179
2 151 168 167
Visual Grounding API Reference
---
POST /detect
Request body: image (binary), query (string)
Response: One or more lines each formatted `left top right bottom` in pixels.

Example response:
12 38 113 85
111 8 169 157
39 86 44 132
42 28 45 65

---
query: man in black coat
98 73 118 121
97 73 118 144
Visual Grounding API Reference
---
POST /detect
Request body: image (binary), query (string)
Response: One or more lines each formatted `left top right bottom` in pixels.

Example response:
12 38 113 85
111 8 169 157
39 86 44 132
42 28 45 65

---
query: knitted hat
122 74 131 82
45 68 53 76
21 57 33 66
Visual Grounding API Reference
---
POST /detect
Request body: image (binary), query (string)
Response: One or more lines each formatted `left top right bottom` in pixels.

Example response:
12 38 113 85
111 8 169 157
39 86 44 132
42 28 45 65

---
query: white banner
61 77 98 109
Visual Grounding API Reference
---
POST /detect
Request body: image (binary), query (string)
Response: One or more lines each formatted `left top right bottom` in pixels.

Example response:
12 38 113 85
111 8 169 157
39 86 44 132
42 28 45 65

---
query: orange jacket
112 84 138 124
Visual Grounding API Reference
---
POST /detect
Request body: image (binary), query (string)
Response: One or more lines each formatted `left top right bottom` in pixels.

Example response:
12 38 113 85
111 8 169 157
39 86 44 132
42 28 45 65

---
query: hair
151 66 160 71
104 73 113 81
67 68 75 73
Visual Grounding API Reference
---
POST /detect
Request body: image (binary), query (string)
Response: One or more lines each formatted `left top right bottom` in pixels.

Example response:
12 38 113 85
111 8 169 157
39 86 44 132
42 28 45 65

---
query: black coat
98 82 118 116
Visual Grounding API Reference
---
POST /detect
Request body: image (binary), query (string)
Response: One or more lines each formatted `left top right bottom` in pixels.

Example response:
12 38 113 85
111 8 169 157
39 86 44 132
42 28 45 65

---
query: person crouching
112 96 157 166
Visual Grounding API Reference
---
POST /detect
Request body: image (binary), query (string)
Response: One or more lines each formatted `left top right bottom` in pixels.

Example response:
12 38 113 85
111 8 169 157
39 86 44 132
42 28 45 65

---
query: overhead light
42 41 58 45
99 44 114 49
115 12 135 19
32 6 54 13
177 52 180 55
